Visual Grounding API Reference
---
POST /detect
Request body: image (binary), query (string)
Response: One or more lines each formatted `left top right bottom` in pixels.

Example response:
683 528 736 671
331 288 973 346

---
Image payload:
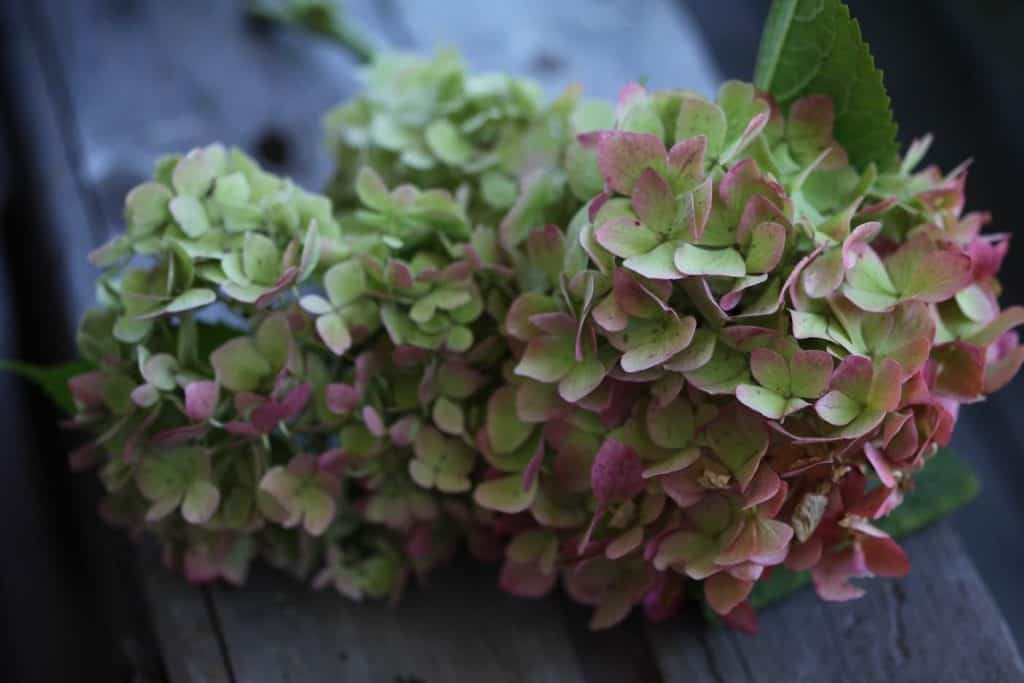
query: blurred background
0 0 1021 681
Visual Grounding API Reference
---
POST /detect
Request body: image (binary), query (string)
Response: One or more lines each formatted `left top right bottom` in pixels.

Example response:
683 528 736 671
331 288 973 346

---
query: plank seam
694 627 726 683
725 630 755 683
201 588 239 683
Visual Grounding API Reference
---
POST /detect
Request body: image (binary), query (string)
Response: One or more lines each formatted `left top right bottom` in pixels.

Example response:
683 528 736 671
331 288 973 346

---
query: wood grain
649 522 1024 682
212 561 587 683
139 550 233 683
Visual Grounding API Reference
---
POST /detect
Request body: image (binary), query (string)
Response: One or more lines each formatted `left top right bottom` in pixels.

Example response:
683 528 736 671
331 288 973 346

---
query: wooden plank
39 0 360 248
212 561 586 683
648 522 1024 682
139 549 233 683
1 4 173 682
376 0 721 100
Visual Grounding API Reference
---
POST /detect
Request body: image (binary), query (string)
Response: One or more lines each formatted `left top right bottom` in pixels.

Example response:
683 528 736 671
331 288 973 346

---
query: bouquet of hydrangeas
57 0 1022 631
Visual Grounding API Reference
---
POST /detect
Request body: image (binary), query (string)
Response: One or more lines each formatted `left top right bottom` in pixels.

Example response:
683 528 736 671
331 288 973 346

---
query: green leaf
0 359 95 414
748 449 978 610
753 0 899 170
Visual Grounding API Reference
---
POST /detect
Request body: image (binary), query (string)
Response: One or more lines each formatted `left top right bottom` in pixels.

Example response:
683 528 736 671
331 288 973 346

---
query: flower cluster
69 52 1022 629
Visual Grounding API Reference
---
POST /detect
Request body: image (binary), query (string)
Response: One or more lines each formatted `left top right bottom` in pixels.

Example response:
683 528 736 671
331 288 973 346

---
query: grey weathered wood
361 0 720 99
212 562 587 683
139 549 232 683
649 522 1024 682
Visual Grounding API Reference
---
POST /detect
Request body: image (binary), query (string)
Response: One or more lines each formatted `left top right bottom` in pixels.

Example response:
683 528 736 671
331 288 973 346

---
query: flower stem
247 0 377 63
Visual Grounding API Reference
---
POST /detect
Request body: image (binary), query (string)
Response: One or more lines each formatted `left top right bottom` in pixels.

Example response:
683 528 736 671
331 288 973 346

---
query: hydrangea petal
620 315 696 374
674 244 746 278
185 381 219 421
515 334 575 383
598 132 667 195
595 216 660 259
182 481 220 524
473 475 538 514
487 386 534 455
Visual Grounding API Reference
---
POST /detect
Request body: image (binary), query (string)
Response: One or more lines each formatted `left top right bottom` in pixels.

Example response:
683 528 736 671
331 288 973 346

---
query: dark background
1 1 1022 681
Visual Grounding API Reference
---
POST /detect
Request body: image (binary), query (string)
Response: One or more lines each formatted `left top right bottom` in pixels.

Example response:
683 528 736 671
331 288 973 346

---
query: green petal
213 171 251 206
425 120 474 166
487 386 534 455
473 475 538 514
674 244 746 277
735 384 788 420
140 352 178 391
642 446 701 478
675 94 726 159
182 480 220 524
684 344 749 394
623 243 683 280
789 350 834 399
113 316 153 344
316 313 352 356
355 166 391 211
706 412 769 489
169 195 210 238
299 488 336 536
211 338 272 392
324 260 366 308
445 326 474 352
645 398 695 449
557 357 606 403
750 348 790 395
163 288 217 315
254 314 292 369
594 216 659 259
631 168 676 232
744 221 786 274
432 396 465 435
514 335 575 383
815 390 861 426
172 144 225 197
125 181 172 235
242 233 281 285
408 459 436 489
620 315 696 373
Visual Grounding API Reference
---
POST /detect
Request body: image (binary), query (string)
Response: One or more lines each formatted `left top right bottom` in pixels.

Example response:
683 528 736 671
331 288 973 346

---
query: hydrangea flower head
68 51 1022 631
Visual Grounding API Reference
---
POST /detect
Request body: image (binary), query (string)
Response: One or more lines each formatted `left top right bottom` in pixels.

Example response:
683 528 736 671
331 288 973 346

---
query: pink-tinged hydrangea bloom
66 53 1021 631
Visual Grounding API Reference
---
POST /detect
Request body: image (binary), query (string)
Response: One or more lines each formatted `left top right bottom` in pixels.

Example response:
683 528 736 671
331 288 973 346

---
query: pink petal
591 439 645 504
812 545 869 602
499 559 556 598
862 536 910 577
69 371 105 409
704 572 754 615
932 342 985 401
325 383 360 415
785 538 822 571
631 167 676 230
280 383 311 420
184 381 219 422
863 443 896 488
598 132 668 195
829 354 873 403
721 601 758 634
362 405 386 436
